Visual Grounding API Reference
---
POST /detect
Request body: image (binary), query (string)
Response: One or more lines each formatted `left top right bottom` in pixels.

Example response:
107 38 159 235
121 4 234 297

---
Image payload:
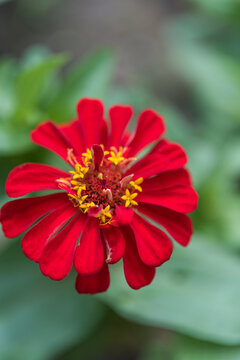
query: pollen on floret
82 149 92 165
57 145 143 224
121 189 138 207
107 147 125 165
95 205 112 224
129 177 143 192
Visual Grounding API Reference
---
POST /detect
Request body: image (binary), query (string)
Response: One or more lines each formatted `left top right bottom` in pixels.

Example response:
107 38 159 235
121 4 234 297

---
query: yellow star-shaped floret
129 177 143 192
108 149 125 165
79 201 95 213
121 189 138 207
72 184 86 197
96 205 112 224
69 163 89 180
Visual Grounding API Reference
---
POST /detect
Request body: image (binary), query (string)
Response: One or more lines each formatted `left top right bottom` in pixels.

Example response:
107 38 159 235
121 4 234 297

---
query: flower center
58 146 143 225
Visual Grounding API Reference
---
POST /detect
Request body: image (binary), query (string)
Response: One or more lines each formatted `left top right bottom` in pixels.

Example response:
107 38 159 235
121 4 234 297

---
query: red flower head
0 98 198 294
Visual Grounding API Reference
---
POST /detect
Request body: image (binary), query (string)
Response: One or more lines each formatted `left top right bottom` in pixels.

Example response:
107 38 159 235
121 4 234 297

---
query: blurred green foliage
0 46 68 154
0 242 105 360
189 0 240 17
0 0 240 358
141 337 240 360
0 46 116 155
100 234 240 345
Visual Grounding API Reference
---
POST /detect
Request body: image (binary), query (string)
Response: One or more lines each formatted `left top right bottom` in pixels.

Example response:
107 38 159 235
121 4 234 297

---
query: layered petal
101 226 125 264
137 185 199 213
127 109 165 157
21 202 77 262
75 263 110 294
125 153 169 179
0 193 68 238
31 121 76 163
130 213 173 267
121 131 133 147
115 205 134 225
100 118 109 147
150 139 187 170
141 169 191 192
39 212 86 280
138 203 193 246
74 217 104 275
6 163 69 198
121 226 155 290
77 98 104 149
60 119 85 155
108 105 133 148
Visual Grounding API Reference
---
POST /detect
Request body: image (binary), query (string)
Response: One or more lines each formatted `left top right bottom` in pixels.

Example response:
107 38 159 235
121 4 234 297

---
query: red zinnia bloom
0 98 198 294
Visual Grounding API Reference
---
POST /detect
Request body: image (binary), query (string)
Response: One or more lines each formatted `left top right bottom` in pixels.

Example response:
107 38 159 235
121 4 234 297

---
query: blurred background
0 0 240 359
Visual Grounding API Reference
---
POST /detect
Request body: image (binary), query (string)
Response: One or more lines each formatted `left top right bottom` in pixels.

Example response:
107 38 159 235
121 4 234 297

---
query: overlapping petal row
0 98 198 294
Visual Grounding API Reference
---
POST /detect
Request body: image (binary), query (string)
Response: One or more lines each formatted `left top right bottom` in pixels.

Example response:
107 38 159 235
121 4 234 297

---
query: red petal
130 213 173 267
125 153 169 179
31 121 76 163
74 218 104 275
150 139 187 170
39 212 86 280
121 131 133 147
141 169 192 191
101 226 125 264
5 163 69 198
21 203 77 262
88 205 103 217
60 119 85 155
137 185 199 213
121 226 155 290
75 263 110 294
92 144 104 171
0 193 68 238
77 98 104 149
115 205 134 225
127 109 165 157
100 119 109 147
108 105 133 148
138 203 193 246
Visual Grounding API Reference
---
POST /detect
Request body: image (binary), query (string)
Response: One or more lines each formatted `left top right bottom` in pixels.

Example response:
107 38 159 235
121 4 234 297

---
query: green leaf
176 337 240 360
14 54 68 123
48 49 115 122
0 125 32 155
172 45 240 120
141 337 240 360
0 59 17 120
19 45 53 70
188 0 240 17
187 139 218 188
100 234 240 345
0 242 105 360
165 15 240 121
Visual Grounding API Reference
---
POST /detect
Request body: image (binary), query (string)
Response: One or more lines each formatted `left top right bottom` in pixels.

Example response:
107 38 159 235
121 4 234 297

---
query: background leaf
48 49 116 122
0 242 105 360
14 53 68 123
141 337 240 360
100 234 240 345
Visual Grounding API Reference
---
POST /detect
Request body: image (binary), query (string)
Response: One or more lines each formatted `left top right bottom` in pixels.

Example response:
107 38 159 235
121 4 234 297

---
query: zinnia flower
0 98 198 294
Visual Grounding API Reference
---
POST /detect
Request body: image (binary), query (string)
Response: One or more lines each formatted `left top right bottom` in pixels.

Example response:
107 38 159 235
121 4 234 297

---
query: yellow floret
129 177 143 192
96 205 112 224
82 148 92 165
108 147 125 165
121 189 138 207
